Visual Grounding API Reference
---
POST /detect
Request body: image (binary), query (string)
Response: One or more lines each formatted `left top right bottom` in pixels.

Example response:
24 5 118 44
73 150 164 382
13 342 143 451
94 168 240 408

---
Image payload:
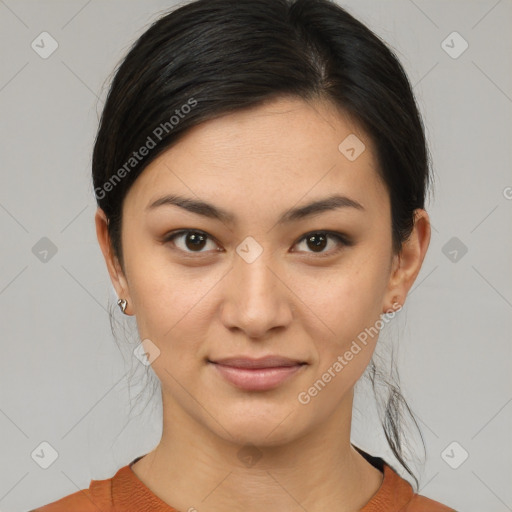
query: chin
211 406 306 448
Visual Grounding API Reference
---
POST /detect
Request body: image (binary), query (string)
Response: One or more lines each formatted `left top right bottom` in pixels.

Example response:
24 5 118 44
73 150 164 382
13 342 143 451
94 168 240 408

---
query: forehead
125 96 389 218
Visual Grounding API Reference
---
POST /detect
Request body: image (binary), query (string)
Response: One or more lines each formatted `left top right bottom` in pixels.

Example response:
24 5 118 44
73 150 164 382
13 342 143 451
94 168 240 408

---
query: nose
220 247 293 339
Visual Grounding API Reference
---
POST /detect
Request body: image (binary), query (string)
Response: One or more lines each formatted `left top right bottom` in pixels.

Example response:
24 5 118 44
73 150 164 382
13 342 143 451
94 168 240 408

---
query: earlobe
95 208 132 313
382 209 431 313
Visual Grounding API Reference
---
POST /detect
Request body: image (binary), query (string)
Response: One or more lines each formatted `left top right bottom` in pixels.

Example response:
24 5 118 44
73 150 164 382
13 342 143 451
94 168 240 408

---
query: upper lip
209 356 306 369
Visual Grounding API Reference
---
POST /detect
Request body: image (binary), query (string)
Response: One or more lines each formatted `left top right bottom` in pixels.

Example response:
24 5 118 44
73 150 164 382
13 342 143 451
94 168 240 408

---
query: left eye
293 231 348 255
164 230 349 255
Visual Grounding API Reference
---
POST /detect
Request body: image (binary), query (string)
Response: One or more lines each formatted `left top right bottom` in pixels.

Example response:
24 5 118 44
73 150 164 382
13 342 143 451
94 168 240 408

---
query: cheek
300 255 388 375
124 241 225 367
304 259 385 330
130 269 211 342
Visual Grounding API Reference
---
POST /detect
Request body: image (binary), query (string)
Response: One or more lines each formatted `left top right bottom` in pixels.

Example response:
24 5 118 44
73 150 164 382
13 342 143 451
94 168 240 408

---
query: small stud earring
384 296 401 314
117 298 128 314
391 296 402 311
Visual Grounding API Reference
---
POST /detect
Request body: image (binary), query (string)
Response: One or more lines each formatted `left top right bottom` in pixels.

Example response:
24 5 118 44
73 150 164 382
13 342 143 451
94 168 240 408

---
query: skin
96 96 430 512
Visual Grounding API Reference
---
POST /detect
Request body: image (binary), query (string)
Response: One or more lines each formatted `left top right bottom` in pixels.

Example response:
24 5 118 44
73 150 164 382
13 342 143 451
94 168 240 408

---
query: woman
31 0 456 510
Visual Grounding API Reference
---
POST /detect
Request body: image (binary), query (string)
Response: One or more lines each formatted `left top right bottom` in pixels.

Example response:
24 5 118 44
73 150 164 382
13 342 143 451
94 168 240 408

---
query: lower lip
211 363 305 391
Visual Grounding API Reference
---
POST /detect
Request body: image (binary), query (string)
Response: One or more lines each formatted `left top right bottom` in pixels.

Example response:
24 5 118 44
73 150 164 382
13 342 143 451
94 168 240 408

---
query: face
97 96 428 448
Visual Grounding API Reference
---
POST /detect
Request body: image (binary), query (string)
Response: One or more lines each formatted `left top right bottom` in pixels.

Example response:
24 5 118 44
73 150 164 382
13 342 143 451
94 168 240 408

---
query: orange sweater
30 454 456 512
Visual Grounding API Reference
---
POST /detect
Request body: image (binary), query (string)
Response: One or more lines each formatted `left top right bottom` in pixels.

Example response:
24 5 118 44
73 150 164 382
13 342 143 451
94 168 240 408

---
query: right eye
163 229 221 254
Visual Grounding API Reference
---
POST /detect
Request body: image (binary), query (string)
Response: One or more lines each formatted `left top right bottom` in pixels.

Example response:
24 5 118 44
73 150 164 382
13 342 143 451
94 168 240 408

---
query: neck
132 388 384 512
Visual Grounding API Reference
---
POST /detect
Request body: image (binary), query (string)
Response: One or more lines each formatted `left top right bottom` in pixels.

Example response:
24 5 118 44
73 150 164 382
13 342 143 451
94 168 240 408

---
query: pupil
186 232 206 251
308 234 327 252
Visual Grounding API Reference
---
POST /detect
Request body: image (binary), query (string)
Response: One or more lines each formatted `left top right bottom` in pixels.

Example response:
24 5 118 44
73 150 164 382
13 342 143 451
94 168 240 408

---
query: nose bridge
222 235 291 335
234 235 280 304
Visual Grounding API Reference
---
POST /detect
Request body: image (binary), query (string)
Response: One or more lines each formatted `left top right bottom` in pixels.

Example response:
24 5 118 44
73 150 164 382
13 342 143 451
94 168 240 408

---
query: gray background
1 1 511 511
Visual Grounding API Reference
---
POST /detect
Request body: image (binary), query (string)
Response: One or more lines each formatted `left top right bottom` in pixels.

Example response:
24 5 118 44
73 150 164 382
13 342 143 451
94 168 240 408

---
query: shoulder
403 493 457 511
28 474 113 512
357 451 457 512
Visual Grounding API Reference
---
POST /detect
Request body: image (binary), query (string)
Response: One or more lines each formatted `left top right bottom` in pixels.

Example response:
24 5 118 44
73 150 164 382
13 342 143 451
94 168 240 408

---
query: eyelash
163 229 352 258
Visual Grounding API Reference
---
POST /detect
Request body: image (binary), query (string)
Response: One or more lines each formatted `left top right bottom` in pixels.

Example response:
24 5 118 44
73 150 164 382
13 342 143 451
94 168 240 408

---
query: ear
95 208 133 315
382 208 431 313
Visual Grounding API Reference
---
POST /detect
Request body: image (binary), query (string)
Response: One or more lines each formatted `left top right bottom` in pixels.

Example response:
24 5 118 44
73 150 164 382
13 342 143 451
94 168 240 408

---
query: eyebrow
146 193 365 225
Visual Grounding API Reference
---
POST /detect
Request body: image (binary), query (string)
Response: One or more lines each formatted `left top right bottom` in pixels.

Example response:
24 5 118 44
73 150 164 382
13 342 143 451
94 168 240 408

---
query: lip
208 356 307 391
209 355 306 368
